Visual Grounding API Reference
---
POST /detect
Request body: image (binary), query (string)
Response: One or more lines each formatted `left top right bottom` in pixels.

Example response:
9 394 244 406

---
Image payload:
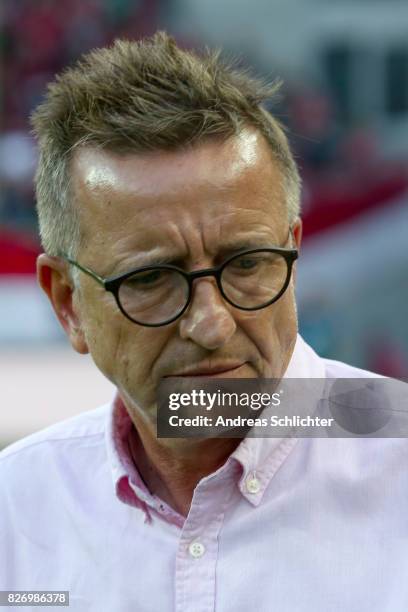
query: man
1 32 407 612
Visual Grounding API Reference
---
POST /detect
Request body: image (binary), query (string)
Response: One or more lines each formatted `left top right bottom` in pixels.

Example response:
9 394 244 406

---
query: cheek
75 285 127 381
82 318 122 385
80 295 172 406
112 328 161 386
110 327 174 418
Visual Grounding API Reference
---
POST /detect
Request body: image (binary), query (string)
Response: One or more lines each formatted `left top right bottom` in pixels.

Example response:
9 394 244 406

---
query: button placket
175 474 235 612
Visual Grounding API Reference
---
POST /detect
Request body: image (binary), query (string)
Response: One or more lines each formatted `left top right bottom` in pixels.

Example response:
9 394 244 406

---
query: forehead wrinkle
98 216 196 272
107 197 284 261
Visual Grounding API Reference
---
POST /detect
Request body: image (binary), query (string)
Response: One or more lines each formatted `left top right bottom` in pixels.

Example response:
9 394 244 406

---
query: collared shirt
1 335 408 611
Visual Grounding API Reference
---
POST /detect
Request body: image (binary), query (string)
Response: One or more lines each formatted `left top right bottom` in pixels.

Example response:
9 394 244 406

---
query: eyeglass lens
118 251 289 325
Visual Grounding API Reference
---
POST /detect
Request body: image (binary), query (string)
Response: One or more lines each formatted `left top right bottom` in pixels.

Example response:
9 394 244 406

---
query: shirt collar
105 393 151 514
105 333 326 517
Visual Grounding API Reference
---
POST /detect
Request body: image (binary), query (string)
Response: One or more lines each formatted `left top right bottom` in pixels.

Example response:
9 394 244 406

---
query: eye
229 256 262 271
235 258 259 270
128 269 164 286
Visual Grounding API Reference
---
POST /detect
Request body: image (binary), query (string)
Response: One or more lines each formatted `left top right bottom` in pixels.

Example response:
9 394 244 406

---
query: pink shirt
1 335 408 611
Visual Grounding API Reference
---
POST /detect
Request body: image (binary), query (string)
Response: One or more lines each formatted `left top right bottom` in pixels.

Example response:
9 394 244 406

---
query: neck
128 410 239 516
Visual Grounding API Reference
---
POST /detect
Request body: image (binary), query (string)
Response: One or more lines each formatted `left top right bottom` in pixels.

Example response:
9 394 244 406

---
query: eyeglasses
61 235 298 327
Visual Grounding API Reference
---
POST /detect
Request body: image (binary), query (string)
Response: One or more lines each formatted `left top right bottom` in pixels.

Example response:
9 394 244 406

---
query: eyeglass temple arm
63 256 106 287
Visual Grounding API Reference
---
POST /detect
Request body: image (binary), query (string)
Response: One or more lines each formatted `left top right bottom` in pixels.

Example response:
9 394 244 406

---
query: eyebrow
212 235 287 260
217 241 277 256
108 253 180 276
108 235 286 276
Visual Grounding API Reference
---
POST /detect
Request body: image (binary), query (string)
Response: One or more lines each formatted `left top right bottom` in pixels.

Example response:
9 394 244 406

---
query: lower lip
177 364 248 378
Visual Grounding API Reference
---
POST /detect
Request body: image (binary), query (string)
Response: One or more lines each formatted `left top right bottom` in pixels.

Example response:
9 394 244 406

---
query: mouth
167 363 247 378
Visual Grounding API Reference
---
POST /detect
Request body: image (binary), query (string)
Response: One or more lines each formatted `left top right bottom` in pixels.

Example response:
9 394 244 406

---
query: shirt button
246 474 261 494
188 541 205 558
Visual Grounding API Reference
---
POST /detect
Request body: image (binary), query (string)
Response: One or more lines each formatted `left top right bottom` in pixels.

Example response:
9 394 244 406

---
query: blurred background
1 0 407 447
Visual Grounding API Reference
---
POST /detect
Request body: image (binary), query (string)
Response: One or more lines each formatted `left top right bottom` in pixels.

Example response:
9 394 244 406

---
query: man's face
59 129 300 423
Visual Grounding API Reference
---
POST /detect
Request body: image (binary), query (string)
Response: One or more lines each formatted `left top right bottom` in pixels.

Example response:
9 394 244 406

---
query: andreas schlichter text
168 415 334 428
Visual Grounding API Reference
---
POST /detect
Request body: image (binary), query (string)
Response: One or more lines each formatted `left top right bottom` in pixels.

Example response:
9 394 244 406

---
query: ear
290 218 302 285
291 217 302 250
37 254 89 354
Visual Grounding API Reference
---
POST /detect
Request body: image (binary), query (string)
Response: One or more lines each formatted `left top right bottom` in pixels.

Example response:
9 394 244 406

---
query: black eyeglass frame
61 243 298 327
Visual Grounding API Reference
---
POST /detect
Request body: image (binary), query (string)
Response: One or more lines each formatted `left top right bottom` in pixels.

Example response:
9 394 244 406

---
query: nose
178 278 237 350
